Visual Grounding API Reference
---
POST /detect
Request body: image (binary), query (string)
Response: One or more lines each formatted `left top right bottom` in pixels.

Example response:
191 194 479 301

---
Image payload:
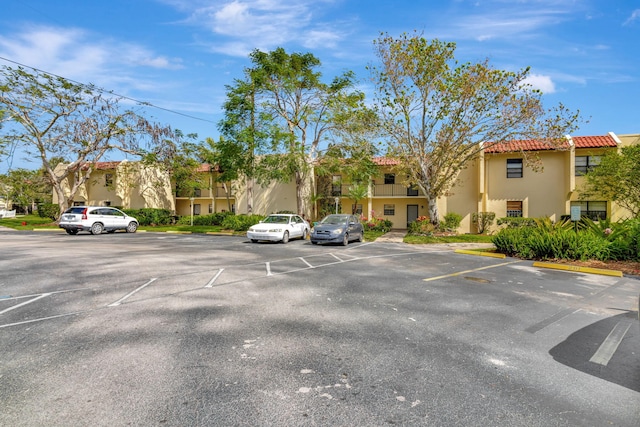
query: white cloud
522 74 556 94
623 9 640 26
177 0 347 57
0 25 183 91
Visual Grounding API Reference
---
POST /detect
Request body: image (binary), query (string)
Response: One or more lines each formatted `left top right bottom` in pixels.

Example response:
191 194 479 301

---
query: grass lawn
403 233 494 244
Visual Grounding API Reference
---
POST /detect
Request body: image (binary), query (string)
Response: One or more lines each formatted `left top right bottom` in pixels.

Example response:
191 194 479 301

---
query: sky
1 0 639 173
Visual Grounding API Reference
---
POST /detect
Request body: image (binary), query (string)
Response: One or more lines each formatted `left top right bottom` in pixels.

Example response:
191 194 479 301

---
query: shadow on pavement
549 312 640 392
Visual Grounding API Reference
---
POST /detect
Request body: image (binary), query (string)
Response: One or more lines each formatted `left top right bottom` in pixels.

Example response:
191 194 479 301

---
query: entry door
407 205 419 227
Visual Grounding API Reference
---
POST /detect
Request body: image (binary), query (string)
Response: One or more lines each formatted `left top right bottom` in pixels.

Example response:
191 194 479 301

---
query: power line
0 55 217 125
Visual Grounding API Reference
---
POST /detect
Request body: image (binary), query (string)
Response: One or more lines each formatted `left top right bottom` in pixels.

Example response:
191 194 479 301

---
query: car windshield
320 215 348 225
263 215 290 224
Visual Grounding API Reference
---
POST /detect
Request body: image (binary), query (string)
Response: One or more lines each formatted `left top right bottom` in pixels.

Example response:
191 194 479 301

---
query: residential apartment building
54 132 638 233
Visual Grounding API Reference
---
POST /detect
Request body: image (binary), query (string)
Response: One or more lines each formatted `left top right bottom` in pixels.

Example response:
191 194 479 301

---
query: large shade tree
246 48 370 218
580 143 640 218
0 66 175 216
369 33 581 227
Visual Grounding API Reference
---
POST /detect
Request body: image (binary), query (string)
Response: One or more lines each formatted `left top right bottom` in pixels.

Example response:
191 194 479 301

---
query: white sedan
247 214 310 243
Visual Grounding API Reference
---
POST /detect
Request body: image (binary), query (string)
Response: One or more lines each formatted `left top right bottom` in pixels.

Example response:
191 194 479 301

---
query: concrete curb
532 261 623 277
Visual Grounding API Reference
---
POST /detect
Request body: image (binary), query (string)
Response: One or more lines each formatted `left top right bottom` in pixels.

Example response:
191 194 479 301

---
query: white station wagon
58 206 139 235
247 214 310 243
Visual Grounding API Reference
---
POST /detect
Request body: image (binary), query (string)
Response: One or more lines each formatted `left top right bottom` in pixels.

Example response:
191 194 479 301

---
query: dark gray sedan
310 214 364 246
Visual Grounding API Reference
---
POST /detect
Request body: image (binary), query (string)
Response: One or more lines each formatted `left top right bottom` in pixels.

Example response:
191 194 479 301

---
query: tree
368 33 581 227
246 48 370 218
0 168 51 213
580 144 640 218
0 66 175 216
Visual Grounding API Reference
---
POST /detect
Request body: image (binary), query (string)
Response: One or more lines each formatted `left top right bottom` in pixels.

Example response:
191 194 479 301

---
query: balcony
176 187 234 198
373 184 422 197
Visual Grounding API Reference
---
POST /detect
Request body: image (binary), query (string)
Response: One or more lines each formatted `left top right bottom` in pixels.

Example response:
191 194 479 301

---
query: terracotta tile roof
373 157 401 166
79 161 121 171
484 135 618 153
572 135 618 148
484 139 569 153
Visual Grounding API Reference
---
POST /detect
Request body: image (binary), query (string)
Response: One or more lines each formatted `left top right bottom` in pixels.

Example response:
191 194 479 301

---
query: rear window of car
64 207 86 214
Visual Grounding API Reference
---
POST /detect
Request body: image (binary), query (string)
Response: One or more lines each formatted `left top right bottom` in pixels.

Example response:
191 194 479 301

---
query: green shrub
362 216 393 233
441 212 462 231
221 214 263 232
472 212 495 234
496 217 538 228
38 203 59 221
122 208 173 226
408 216 435 235
177 211 233 226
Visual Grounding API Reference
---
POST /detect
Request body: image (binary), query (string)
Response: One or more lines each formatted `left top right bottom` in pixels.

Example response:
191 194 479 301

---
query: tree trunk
428 198 439 228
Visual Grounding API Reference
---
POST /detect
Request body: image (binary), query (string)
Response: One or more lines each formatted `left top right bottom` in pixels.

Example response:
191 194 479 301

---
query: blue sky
1 0 639 172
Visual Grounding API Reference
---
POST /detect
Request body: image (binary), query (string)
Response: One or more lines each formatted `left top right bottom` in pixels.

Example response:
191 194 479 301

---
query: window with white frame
571 201 606 220
383 204 395 215
506 159 523 178
574 155 601 176
506 200 523 217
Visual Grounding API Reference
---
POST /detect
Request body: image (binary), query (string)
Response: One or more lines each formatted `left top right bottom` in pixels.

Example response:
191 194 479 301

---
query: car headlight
331 228 344 235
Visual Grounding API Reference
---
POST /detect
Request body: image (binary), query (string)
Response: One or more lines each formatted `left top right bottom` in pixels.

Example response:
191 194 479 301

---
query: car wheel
282 231 290 243
302 229 309 240
65 229 78 235
356 231 364 242
251 239 258 243
126 221 138 233
90 222 104 235
342 233 349 246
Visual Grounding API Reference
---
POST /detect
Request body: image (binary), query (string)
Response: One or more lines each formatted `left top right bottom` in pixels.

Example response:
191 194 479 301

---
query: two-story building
53 132 639 233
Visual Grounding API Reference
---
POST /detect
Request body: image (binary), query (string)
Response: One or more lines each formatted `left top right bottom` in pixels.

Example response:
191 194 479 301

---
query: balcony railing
373 184 422 197
176 187 234 198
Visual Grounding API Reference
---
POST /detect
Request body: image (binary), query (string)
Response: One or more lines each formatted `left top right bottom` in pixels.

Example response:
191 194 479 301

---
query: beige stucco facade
58 132 638 232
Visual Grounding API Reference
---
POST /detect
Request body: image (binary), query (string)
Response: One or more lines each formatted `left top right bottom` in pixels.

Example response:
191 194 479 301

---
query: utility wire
0 55 216 124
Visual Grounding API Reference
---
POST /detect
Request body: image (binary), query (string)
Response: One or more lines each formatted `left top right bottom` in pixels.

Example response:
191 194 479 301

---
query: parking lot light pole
334 197 339 214
190 197 194 226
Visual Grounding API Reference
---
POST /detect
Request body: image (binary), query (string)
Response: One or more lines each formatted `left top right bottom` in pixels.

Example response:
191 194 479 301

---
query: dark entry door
407 204 419 227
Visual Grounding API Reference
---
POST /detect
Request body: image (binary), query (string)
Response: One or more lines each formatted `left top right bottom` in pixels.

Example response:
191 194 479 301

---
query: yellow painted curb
165 230 192 234
454 249 506 259
206 232 234 236
32 228 60 232
532 261 623 277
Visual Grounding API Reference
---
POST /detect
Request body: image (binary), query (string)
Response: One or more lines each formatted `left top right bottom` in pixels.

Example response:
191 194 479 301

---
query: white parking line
204 269 225 288
0 311 85 329
108 278 157 307
299 257 314 268
589 321 632 366
0 293 51 315
265 262 272 276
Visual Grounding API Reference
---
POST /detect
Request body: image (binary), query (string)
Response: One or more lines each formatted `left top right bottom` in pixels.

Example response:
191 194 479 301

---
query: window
571 201 606 220
104 200 111 207
194 188 202 197
105 173 113 186
575 155 601 176
384 174 395 184
407 185 419 196
506 201 522 217
352 204 363 215
332 175 342 196
506 159 523 178
208 204 213 214
193 204 201 215
383 204 395 215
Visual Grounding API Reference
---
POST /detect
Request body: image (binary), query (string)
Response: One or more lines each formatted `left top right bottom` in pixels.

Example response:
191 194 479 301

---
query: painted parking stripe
0 293 51 315
0 311 85 329
423 261 520 282
204 269 225 288
589 321 633 366
108 278 157 307
299 257 314 268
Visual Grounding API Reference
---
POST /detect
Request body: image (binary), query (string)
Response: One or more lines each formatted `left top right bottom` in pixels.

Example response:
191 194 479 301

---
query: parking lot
1 229 639 426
